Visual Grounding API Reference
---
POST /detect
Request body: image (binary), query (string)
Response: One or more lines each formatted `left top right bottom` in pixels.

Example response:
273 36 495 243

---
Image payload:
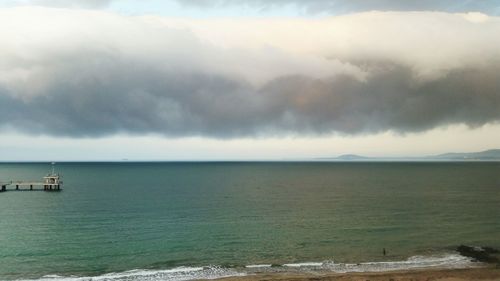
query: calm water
0 162 499 280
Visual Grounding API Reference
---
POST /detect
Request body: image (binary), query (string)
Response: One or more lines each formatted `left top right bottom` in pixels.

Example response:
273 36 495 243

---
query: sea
0 162 499 280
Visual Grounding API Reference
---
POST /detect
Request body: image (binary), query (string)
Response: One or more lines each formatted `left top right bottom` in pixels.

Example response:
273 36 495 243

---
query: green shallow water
0 162 499 279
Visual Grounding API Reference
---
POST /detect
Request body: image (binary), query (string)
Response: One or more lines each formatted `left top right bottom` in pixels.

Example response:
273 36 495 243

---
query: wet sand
215 267 500 281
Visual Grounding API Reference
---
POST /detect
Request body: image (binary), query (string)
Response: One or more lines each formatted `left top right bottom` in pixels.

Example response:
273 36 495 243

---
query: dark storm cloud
179 0 500 14
1 60 500 138
1 8 500 138
261 65 500 134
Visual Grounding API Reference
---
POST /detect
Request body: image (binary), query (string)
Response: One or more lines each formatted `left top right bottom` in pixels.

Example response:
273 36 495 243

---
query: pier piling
1 181 63 192
1 163 63 192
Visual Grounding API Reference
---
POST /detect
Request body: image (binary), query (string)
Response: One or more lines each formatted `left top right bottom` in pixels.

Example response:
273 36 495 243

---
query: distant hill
336 154 370 160
432 149 500 160
319 149 500 161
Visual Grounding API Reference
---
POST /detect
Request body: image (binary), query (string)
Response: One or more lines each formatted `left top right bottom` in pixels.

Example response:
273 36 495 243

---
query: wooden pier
1 166 63 192
1 182 62 191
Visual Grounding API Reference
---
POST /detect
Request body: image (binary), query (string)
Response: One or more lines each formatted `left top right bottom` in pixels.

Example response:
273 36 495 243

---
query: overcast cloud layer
1 7 500 138
179 0 500 14
5 0 500 14
3 0 112 8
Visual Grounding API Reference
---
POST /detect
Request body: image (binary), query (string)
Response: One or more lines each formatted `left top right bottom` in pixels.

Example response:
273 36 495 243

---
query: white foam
253 254 477 274
322 254 477 273
245 264 272 268
23 266 245 281
17 253 479 281
283 262 323 267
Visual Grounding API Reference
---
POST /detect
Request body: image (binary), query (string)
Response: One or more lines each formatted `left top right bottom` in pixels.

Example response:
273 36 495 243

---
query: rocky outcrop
457 245 499 263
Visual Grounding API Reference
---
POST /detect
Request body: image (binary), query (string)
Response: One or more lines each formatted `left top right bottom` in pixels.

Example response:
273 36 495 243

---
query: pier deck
1 163 63 192
1 180 62 192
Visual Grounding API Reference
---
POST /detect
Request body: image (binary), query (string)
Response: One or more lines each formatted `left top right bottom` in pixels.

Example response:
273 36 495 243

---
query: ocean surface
0 162 499 280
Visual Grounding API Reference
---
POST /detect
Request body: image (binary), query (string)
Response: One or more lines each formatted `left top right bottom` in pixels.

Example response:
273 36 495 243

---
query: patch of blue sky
107 0 310 18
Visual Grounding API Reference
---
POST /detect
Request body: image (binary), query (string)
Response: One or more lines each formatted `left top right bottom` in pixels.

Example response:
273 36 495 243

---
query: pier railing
1 179 63 192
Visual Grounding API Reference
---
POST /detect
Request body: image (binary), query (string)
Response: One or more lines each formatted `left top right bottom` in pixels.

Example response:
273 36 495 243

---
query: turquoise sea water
0 162 499 280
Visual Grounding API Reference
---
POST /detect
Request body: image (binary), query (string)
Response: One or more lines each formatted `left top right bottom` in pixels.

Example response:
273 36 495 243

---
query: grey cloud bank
179 0 500 14
5 0 500 14
4 0 112 8
0 7 500 138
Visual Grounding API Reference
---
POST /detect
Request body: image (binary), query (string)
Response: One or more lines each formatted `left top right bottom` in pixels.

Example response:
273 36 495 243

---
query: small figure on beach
383 248 386 256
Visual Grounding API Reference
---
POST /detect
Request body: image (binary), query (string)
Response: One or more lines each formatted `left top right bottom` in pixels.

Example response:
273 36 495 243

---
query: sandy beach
216 267 500 281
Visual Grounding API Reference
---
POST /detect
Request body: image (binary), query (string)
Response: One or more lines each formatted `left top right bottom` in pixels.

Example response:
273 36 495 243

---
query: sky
1 0 500 160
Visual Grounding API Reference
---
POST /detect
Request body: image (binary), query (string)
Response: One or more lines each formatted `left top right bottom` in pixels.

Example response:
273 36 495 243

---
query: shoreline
215 266 500 281
4 253 495 280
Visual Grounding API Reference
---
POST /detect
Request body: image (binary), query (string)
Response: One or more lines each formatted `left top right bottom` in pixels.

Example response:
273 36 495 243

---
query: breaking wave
20 253 479 281
29 267 244 281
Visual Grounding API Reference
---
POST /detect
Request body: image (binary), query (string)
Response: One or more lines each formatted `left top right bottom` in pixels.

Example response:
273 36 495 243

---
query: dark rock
483 247 500 254
457 245 500 263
